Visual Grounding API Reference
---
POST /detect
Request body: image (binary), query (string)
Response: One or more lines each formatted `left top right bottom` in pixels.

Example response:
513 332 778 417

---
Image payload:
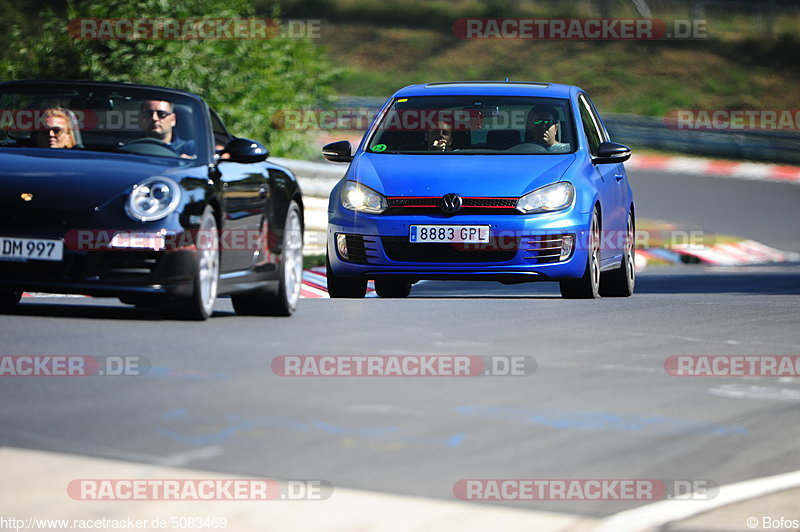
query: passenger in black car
32 108 79 149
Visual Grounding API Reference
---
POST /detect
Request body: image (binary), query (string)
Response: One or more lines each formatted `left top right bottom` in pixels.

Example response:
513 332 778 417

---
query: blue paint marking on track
155 410 466 448
456 405 747 435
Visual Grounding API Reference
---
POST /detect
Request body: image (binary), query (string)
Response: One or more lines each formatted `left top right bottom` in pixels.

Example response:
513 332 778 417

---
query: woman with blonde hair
33 108 78 149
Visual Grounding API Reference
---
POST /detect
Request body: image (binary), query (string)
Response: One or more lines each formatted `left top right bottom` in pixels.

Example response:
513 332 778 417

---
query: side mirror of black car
221 137 269 163
593 141 631 164
322 140 353 163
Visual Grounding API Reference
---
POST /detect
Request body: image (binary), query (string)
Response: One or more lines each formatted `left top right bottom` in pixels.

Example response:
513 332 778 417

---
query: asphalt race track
1 169 799 519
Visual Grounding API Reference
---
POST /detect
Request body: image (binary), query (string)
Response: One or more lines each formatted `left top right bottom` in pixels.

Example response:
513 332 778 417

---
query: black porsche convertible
0 80 304 319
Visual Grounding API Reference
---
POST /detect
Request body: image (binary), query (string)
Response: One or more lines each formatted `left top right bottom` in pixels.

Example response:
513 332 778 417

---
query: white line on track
593 468 800 532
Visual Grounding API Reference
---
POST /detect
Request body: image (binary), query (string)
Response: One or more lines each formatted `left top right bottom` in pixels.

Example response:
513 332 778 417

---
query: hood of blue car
350 153 577 197
0 148 198 210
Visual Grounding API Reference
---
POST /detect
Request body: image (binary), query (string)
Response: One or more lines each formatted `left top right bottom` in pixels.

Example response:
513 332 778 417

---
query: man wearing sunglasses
139 100 195 157
527 106 570 153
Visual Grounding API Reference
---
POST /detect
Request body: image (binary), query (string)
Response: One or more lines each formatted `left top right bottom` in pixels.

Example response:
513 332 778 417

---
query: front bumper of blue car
328 206 592 283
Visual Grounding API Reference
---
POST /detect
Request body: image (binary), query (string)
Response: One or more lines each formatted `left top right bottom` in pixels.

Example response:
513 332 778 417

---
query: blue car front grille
381 236 518 263
384 197 518 215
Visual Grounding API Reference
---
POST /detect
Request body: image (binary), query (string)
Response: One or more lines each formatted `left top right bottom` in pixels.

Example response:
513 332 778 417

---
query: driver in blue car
139 99 195 157
527 106 570 153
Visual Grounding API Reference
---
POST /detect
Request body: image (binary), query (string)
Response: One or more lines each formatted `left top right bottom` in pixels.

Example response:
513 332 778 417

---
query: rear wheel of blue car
374 279 412 298
176 206 220 320
600 212 635 297
560 210 600 299
326 253 367 298
231 202 303 316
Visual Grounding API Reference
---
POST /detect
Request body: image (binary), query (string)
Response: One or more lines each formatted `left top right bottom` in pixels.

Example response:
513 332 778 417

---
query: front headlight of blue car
516 182 574 214
126 176 182 222
341 180 388 214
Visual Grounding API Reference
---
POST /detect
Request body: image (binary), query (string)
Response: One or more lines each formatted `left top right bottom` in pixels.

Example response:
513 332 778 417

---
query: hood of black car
0 148 199 211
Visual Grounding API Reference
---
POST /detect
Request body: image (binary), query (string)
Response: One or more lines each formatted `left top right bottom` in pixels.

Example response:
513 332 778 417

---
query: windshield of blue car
0 86 206 161
367 96 576 155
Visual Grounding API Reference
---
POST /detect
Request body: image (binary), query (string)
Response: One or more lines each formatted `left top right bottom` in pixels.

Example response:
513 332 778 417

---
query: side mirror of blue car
322 140 354 163
594 141 631 164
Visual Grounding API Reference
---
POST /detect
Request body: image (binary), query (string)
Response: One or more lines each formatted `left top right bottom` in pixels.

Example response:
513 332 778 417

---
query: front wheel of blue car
559 210 600 299
600 212 635 297
326 253 367 298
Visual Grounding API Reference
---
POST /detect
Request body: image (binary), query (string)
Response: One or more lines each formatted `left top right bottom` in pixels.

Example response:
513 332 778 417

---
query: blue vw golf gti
323 81 634 299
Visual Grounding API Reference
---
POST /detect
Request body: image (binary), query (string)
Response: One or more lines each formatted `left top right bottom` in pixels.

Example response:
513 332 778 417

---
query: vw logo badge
441 193 462 213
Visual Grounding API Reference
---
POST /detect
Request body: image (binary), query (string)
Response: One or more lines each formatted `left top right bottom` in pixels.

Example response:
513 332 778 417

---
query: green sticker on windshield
372 144 387 152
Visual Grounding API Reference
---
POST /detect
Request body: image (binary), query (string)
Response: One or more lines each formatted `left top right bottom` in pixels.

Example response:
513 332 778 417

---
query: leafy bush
0 0 337 158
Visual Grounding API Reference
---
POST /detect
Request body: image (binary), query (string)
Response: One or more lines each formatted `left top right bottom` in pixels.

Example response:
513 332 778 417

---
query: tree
0 0 337 158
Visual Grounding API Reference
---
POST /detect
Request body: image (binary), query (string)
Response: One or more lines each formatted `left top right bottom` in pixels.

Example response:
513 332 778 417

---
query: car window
209 108 232 151
0 85 207 162
367 96 576 155
577 93 605 156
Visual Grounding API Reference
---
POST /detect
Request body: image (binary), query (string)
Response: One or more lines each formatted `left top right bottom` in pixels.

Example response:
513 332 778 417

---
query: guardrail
604 114 800 166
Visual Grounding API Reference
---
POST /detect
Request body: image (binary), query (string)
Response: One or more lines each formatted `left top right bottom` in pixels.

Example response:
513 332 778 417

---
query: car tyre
560 210 600 299
0 289 22 310
326 253 367 298
374 279 412 298
599 212 635 297
232 201 303 316
174 206 220 320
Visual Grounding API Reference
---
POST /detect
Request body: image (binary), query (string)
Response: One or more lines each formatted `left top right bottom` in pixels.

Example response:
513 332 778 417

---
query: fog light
110 231 167 251
336 233 348 260
560 234 574 261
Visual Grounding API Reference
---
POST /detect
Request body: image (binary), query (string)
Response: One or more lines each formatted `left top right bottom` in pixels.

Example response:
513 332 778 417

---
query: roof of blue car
393 81 577 99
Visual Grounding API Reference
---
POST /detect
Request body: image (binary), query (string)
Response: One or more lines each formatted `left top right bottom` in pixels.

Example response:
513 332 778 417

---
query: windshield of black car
367 96 576 155
0 86 205 161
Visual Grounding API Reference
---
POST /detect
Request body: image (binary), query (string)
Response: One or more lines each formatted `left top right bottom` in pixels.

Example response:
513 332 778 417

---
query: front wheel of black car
599 212 635 297
326 253 367 298
560 210 600 299
0 289 22 310
374 279 412 298
232 201 303 316
175 206 220 320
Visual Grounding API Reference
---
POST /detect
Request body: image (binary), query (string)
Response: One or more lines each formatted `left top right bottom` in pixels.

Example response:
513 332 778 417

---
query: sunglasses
532 119 556 128
44 126 66 136
143 109 174 119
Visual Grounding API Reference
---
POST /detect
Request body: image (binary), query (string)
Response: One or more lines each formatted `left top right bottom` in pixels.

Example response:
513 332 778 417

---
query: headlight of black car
126 176 182 222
